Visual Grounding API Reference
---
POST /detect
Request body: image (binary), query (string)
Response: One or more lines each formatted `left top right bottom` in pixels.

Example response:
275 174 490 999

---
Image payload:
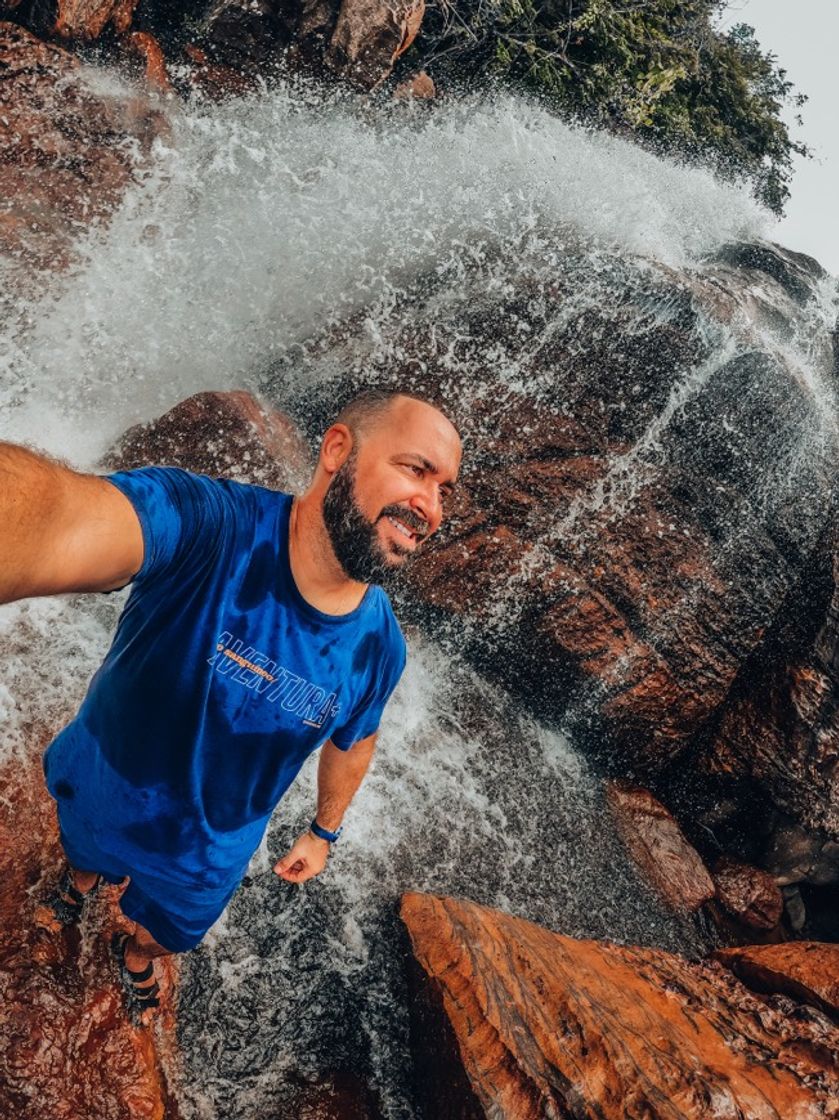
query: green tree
400 0 807 214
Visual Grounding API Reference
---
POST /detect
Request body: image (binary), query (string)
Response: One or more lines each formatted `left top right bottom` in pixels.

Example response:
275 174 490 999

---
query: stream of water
2 69 836 1117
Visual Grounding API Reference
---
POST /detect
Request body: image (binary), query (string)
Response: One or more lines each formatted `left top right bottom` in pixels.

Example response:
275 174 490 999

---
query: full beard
322 457 417 586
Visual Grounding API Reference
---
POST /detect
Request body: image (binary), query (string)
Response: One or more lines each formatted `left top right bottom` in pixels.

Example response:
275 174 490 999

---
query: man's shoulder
108 465 290 511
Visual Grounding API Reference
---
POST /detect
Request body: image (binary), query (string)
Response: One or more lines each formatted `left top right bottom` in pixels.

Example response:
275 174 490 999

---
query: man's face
322 398 461 584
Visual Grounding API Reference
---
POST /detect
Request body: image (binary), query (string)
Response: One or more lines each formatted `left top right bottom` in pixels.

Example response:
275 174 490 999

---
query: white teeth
387 515 413 539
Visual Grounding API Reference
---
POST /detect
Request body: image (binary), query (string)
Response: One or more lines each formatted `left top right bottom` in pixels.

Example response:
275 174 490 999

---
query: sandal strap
112 932 161 1011
135 981 161 1007
125 960 155 983
59 877 86 907
46 868 102 925
114 930 154 980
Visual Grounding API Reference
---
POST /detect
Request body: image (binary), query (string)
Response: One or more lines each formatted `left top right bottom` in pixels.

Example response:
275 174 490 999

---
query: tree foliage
400 0 807 213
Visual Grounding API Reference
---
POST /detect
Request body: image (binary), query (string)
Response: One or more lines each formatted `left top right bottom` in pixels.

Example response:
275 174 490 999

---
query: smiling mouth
386 515 417 542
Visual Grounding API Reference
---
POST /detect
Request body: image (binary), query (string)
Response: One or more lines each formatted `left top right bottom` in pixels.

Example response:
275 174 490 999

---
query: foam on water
0 71 765 465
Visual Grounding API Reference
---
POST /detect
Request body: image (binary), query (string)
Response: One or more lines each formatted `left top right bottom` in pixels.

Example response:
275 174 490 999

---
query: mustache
378 505 429 539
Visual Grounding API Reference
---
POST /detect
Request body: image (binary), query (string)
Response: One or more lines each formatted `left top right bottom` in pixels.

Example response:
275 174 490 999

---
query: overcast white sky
717 1 838 274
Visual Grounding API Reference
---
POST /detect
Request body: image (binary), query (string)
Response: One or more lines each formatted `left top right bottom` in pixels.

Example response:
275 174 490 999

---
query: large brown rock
102 390 312 490
0 23 167 271
272 240 837 886
401 892 839 1120
200 0 290 71
53 0 138 39
713 942 839 1022
0 745 175 1120
326 0 425 88
198 0 424 87
711 856 784 931
701 512 839 869
605 781 715 913
279 242 835 770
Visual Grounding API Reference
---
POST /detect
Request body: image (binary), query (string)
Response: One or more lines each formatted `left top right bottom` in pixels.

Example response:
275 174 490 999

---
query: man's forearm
314 735 376 832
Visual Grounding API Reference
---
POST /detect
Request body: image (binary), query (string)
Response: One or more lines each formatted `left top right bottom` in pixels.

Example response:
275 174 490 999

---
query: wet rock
53 0 138 39
124 31 173 95
276 241 835 784
268 238 837 906
102 390 312 490
713 942 839 1022
701 512 839 857
0 749 174 1120
296 0 340 47
782 884 807 932
711 241 827 307
325 0 425 88
0 22 167 271
712 855 784 930
182 43 259 98
394 69 434 98
605 781 714 913
200 0 289 71
401 892 839 1119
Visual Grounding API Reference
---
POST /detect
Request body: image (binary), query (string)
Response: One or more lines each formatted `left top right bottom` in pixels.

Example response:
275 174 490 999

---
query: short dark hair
334 390 442 439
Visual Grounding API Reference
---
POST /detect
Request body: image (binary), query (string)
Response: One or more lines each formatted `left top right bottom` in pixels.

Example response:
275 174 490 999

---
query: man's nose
410 483 441 533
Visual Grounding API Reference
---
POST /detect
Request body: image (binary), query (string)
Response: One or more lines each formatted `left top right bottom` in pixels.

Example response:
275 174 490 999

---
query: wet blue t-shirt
44 467 406 894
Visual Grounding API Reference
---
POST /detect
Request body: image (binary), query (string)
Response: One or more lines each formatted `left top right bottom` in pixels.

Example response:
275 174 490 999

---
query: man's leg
112 920 171 1015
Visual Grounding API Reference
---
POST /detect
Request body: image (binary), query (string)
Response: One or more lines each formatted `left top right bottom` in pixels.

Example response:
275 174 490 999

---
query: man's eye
409 464 424 476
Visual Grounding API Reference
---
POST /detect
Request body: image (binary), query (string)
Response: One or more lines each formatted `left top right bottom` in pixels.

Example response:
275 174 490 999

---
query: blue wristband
310 818 342 843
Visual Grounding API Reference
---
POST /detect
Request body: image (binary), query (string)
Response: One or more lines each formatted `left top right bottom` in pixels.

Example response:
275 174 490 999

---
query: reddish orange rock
0 22 166 271
401 892 839 1120
182 43 259 99
394 70 435 99
124 31 173 95
101 390 312 489
605 780 715 912
0 745 173 1120
713 942 839 1021
712 855 784 930
53 0 139 40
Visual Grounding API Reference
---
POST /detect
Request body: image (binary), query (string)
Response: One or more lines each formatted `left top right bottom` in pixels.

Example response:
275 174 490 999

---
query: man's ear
319 424 354 475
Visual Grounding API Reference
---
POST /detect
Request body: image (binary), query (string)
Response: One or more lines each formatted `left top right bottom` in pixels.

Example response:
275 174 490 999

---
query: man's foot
38 867 101 927
111 931 160 1019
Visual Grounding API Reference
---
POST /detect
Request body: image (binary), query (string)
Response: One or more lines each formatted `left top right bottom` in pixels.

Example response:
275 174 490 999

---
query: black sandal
45 867 101 925
111 931 161 1015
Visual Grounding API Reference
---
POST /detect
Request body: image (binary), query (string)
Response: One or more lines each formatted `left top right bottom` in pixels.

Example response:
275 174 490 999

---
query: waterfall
2 68 836 1117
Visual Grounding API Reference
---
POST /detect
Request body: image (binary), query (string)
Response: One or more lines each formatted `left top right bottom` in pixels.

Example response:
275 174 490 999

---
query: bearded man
2 390 461 1016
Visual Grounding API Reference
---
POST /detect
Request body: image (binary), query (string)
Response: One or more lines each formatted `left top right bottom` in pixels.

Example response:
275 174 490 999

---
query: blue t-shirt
44 468 406 890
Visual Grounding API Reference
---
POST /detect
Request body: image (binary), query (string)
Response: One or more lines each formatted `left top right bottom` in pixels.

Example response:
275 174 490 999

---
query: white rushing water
0 70 766 466
3 66 835 1118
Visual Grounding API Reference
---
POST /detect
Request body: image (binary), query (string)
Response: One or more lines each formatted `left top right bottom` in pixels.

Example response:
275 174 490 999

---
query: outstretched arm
274 734 376 884
0 441 143 603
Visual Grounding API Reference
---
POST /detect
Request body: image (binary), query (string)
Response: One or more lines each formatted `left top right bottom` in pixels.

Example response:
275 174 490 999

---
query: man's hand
273 830 330 884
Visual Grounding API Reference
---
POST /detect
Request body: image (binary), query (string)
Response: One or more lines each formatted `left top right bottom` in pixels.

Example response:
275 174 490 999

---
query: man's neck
288 493 368 616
